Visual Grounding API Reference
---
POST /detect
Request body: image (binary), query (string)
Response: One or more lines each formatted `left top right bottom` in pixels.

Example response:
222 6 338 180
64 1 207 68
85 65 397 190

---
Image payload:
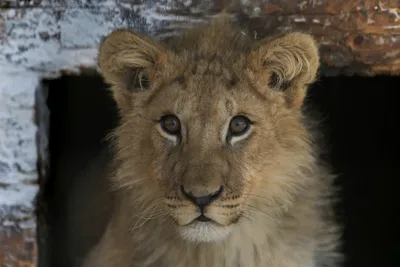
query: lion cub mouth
195 214 212 222
176 210 242 243
184 213 220 226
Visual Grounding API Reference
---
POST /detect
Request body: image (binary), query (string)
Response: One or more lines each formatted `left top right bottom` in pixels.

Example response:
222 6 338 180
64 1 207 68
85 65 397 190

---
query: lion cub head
98 16 319 243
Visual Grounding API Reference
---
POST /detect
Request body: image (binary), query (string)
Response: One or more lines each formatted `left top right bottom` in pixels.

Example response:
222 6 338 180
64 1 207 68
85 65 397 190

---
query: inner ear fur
98 29 166 112
247 32 320 108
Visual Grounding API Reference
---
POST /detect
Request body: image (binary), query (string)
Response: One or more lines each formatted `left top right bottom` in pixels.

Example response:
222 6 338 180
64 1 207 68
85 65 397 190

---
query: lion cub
82 15 342 267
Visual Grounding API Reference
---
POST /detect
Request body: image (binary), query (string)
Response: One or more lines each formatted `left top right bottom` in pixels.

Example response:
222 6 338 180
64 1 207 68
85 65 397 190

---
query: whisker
242 193 271 202
135 196 166 214
131 211 168 230
243 204 283 226
130 197 170 229
241 213 253 221
116 179 147 189
134 208 171 220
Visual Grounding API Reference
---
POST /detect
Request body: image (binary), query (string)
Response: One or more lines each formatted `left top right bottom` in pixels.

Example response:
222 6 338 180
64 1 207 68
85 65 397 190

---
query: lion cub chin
178 221 233 243
81 14 342 267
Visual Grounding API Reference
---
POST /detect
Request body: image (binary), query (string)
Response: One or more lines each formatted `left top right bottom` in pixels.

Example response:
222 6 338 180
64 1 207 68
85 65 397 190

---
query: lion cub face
98 17 319 243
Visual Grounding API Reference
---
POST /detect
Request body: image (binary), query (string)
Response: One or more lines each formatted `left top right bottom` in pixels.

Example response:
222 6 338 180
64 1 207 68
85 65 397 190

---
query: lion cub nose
180 185 224 210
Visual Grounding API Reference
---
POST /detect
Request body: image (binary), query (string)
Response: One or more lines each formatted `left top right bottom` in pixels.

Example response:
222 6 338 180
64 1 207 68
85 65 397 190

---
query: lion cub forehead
165 50 246 88
151 80 237 119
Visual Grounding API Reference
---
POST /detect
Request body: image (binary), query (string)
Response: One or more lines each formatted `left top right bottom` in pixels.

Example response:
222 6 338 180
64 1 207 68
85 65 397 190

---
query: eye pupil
160 115 181 135
229 116 250 135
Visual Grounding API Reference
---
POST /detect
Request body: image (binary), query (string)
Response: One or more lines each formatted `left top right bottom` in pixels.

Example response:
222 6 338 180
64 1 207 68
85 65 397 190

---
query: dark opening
42 74 399 267
42 76 119 267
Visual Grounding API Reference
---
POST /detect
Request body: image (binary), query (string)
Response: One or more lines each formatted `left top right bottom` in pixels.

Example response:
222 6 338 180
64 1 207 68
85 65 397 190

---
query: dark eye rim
159 114 181 135
229 115 252 137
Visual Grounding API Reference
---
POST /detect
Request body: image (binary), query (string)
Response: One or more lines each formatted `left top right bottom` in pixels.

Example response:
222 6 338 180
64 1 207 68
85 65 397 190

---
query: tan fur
82 15 342 267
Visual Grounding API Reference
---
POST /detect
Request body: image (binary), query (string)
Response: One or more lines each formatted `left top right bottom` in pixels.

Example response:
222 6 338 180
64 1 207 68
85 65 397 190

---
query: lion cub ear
98 29 166 113
246 32 319 108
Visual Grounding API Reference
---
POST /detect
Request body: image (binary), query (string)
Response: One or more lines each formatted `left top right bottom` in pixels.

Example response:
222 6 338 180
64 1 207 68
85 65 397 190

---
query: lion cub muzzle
172 182 235 242
180 185 224 222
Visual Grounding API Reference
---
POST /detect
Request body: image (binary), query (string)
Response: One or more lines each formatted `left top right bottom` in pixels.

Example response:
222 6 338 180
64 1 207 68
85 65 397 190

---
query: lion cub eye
160 115 181 135
229 115 251 136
